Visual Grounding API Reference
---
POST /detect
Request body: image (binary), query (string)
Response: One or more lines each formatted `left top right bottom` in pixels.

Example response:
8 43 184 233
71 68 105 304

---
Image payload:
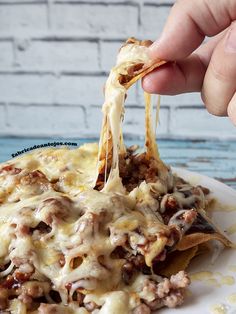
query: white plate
157 168 236 314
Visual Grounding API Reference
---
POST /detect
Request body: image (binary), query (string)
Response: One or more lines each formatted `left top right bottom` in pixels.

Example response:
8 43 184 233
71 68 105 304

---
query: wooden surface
0 137 235 189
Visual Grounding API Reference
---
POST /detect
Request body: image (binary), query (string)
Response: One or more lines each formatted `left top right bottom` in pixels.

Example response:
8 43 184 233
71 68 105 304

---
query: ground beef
37 197 71 226
132 303 151 314
0 165 22 175
0 288 8 310
21 281 50 298
163 290 184 308
120 253 152 285
182 210 197 224
143 271 190 310
96 149 162 192
20 170 47 185
119 152 160 192
18 170 52 197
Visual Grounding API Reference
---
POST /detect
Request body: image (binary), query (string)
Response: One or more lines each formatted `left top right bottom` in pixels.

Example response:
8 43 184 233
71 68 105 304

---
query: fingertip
142 73 160 94
148 38 173 61
143 63 186 95
148 41 162 60
143 56 205 96
142 65 171 94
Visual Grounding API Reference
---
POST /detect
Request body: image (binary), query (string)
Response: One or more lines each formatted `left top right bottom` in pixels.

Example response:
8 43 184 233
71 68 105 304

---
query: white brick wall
16 41 100 71
52 4 139 36
0 104 6 132
100 41 122 72
7 104 85 136
0 42 14 68
0 0 235 139
0 3 48 31
141 5 171 37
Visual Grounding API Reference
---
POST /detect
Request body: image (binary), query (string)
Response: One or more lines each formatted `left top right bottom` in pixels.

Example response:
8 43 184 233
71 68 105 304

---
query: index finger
149 0 236 60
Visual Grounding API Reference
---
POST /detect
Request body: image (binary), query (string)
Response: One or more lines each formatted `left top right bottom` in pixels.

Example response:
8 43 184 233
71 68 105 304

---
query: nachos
0 38 232 314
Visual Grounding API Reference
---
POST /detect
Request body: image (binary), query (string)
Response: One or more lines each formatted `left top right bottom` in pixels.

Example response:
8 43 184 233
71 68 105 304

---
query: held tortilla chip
121 60 167 90
96 38 167 187
119 37 167 90
121 59 167 90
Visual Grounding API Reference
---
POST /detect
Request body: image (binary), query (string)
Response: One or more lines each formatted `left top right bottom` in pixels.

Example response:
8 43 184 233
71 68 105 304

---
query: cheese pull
96 38 167 191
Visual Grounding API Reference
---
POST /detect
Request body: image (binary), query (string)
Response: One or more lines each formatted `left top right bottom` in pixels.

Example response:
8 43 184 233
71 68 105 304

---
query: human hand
142 0 236 125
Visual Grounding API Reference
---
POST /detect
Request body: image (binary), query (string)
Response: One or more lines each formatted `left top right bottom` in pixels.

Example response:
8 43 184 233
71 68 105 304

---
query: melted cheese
0 145 173 312
0 39 226 313
98 43 158 193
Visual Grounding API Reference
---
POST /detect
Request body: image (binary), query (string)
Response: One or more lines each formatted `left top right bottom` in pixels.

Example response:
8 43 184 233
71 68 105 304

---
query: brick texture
100 41 122 72
0 74 105 105
7 104 85 136
0 4 48 31
0 42 14 68
0 74 55 104
141 5 171 37
55 76 105 105
0 104 6 132
0 0 235 139
52 4 138 36
16 41 99 72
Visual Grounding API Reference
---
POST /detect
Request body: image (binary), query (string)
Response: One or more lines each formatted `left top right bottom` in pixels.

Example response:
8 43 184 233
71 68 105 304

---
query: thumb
149 0 236 61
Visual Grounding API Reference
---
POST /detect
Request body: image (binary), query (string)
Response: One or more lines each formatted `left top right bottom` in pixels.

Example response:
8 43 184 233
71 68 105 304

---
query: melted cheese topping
0 144 176 313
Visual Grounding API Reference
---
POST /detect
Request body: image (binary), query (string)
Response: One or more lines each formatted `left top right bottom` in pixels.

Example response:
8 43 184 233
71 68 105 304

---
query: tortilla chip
176 232 232 251
157 246 199 277
96 38 167 186
155 242 217 278
195 242 210 256
123 60 167 90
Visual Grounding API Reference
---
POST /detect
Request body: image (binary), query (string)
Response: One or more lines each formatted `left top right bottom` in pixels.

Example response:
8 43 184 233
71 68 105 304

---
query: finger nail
225 23 236 53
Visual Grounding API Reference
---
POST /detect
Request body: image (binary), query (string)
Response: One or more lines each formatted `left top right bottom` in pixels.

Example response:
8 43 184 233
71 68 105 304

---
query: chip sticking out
157 246 199 277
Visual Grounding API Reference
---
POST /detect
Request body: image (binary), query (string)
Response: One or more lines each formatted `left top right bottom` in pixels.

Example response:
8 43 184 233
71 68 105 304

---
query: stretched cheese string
155 95 161 138
101 72 126 193
104 119 110 184
96 41 168 192
98 43 151 193
144 92 159 160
